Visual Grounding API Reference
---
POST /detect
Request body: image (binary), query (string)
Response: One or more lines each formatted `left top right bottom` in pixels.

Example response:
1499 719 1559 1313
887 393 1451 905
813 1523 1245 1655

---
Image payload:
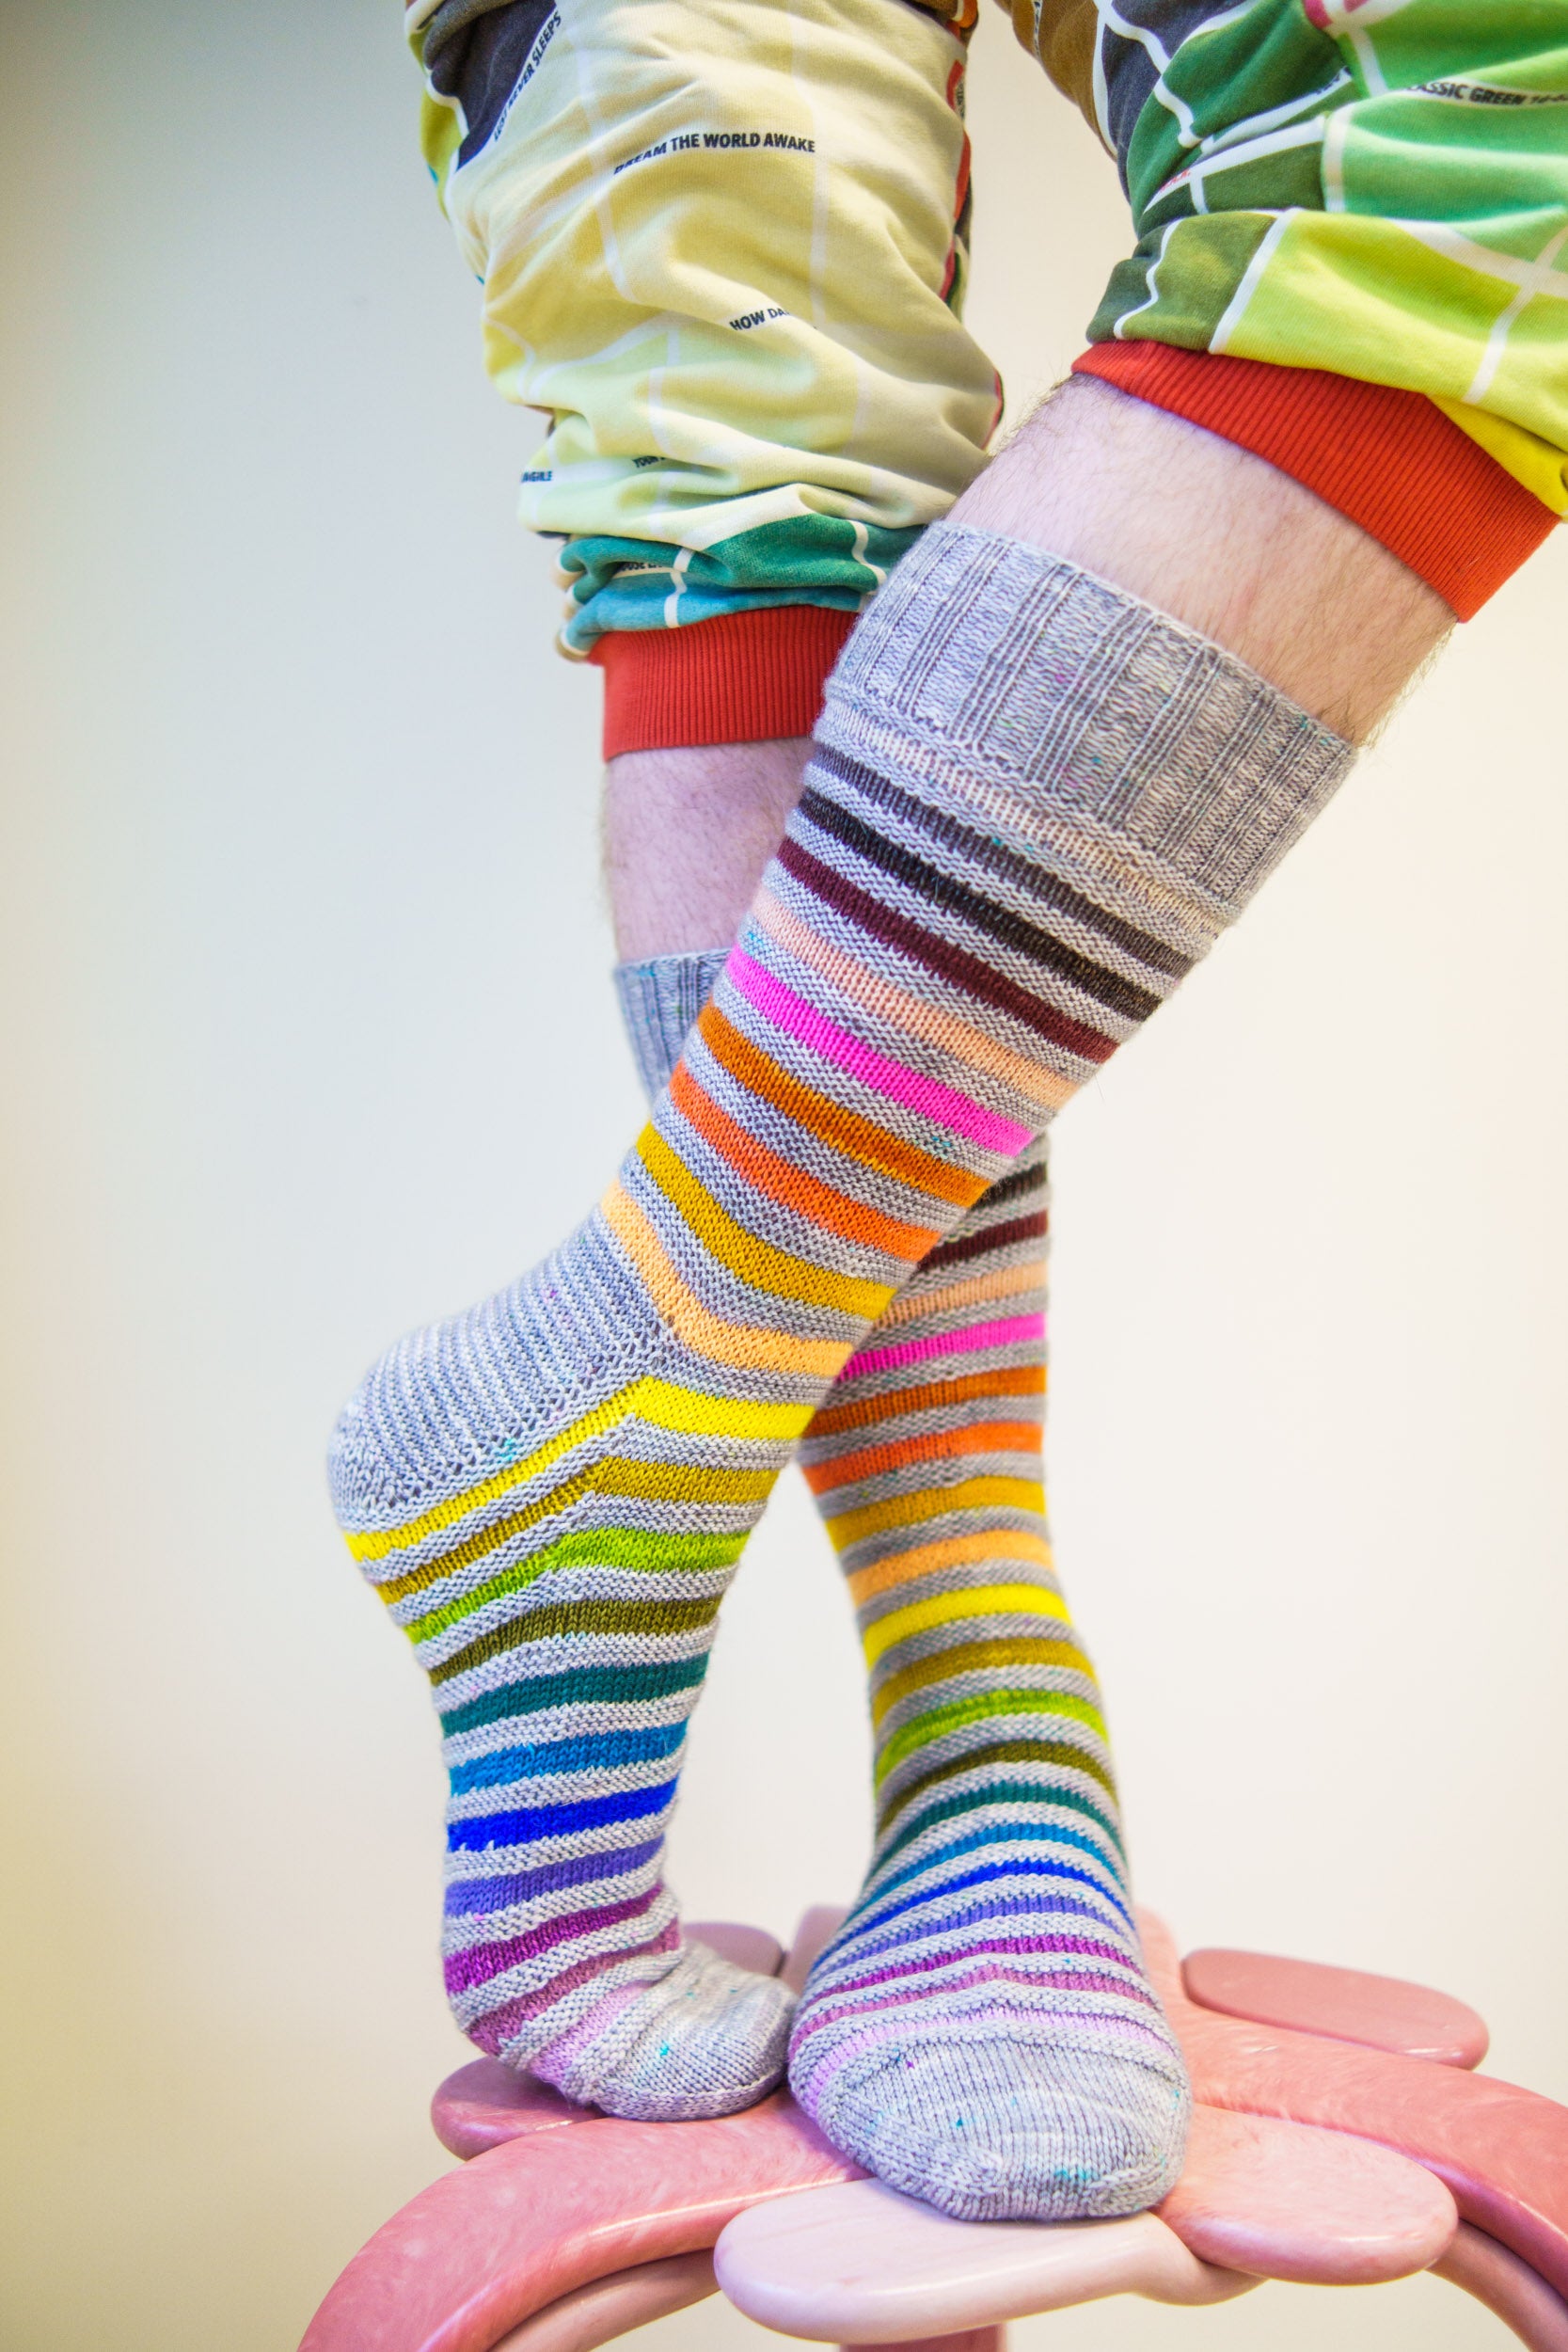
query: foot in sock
793 1144 1188 2218
332 524 1352 2177
622 966 1180 2217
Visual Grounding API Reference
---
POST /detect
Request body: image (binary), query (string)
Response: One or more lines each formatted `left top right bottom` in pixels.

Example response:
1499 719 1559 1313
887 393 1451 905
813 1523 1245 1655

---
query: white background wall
2 6 1563 2348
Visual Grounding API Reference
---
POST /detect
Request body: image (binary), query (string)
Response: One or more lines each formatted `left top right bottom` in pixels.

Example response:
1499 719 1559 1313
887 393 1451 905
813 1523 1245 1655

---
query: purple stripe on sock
727 944 1031 1154
843 1890 1122 1965
444 1886 661 1999
444 1837 661 1918
841 1313 1047 1379
823 1930 1132 1984
812 1932 1142 2004
795 1966 1154 2042
467 1921 682 2056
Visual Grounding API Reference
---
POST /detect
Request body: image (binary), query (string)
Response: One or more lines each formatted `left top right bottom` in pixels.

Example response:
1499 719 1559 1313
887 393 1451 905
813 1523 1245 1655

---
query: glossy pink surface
715 2178 1254 2343
484 2251 715 2352
1183 1946 1488 2068
1158 2104 1455 2283
1145 1912 1568 2301
433 2063 594 2162
301 2094 859 2352
1433 2224 1568 2352
314 1909 1568 2352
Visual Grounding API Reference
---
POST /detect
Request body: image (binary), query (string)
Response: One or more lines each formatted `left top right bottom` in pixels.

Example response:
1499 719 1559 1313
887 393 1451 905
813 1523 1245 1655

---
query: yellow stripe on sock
346 1373 809 1564
846 1530 1055 1606
639 1126 895 1322
825 1476 1045 1549
375 1451 776 1607
862 1581 1073 1668
604 1181 854 1382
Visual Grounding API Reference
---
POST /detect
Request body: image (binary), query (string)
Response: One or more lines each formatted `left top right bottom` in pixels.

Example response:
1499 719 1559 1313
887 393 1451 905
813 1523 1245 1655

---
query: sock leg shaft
334 524 1351 2168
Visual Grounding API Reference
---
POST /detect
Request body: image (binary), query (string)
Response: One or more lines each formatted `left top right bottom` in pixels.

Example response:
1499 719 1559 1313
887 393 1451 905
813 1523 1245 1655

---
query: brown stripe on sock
810 741 1197 980
921 1211 1048 1270
775 835 1119 1066
798 786 1164 1021
431 1593 722 1685
806 1366 1045 1438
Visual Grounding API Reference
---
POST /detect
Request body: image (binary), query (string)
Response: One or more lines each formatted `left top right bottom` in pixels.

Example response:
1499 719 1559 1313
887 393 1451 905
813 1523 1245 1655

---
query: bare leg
955 377 1449 743
603 737 812 961
601 378 1452 969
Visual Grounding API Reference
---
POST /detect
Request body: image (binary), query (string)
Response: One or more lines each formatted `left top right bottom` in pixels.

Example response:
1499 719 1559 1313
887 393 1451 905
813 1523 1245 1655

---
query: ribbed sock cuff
819 521 1354 936
593 606 856 759
613 948 730 1102
1074 343 1555 621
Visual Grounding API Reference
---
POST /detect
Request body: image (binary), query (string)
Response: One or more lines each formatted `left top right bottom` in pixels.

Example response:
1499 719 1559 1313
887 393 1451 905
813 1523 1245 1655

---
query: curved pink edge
484 2249 716 2352
433 2063 595 2161
1147 1914 1568 2303
1182 1947 1488 2069
1158 2105 1456 2284
1433 2222 1568 2352
300 2092 862 2352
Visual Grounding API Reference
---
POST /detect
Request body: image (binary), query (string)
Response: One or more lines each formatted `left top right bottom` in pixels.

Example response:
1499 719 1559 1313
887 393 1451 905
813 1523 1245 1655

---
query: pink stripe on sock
728 945 1031 1155
468 1922 682 2055
531 1980 645 2087
841 1312 1047 1379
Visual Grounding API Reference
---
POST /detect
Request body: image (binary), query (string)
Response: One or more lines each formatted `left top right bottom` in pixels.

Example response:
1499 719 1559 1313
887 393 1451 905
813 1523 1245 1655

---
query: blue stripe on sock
444 1836 662 1917
864 1820 1122 1912
448 1720 687 1797
840 1855 1134 1946
437 1654 706 1739
447 1775 678 1852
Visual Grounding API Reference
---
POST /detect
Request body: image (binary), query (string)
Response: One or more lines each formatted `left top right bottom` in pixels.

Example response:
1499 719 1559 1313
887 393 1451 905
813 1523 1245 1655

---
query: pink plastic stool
300 1912 1568 2352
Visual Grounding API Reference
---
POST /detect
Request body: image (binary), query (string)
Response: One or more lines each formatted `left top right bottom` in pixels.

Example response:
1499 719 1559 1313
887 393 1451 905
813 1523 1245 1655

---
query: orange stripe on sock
804 1422 1043 1496
877 1261 1043 1327
845 1529 1055 1605
668 1063 943 1263
697 1001 984 1212
601 1181 852 1381
806 1367 1045 1440
824 1475 1046 1549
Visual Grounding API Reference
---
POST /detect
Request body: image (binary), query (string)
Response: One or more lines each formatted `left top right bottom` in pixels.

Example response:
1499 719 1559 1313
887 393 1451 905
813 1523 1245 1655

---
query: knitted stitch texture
617 968 1083 2206
331 524 1353 2197
614 949 729 1106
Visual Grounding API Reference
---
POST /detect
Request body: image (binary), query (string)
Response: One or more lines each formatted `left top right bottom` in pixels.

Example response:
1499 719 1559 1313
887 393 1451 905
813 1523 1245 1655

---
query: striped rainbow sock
785 1138 1161 2218
619 962 1147 2219
330 526 1352 2200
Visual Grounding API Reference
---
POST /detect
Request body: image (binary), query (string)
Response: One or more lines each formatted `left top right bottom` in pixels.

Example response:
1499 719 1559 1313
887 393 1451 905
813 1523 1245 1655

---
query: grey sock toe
537 1942 796 2122
806 2032 1191 2223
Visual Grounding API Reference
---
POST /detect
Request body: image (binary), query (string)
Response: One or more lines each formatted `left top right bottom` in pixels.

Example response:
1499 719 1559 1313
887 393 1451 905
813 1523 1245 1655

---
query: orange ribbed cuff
1073 343 1555 621
593 604 857 759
